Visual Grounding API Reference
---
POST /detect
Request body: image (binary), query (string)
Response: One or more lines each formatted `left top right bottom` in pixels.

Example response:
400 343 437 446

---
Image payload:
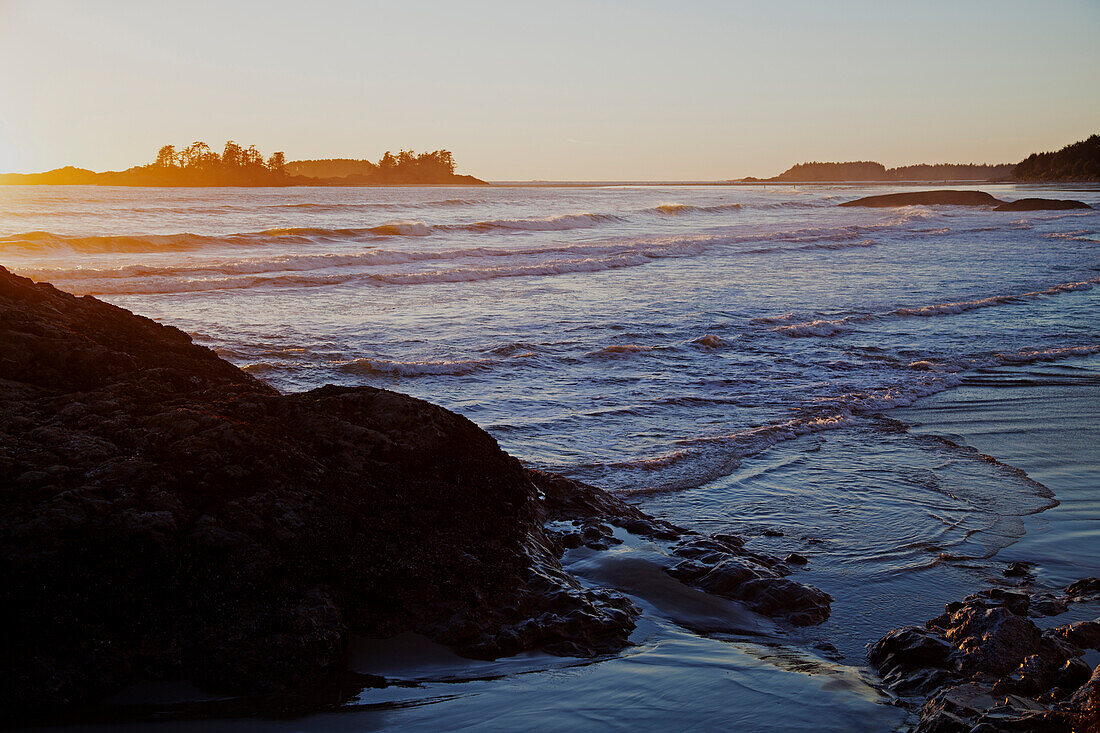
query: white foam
461 213 622 232
776 277 1100 337
335 356 505 376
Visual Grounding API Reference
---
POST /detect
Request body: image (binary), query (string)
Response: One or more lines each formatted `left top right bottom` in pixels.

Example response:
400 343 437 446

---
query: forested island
0 142 486 186
747 134 1099 183
748 161 1014 183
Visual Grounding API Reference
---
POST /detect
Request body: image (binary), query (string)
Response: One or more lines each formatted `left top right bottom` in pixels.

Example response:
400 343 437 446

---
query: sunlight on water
3 182 1098 730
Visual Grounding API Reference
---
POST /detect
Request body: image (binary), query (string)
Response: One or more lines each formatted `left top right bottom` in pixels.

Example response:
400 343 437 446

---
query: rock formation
993 198 1092 212
839 191 1003 207
0 266 832 719
839 190 1091 210
868 583 1100 731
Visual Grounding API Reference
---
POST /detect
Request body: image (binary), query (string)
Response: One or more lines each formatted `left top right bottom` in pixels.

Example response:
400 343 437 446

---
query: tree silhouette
155 145 177 168
221 141 243 168
266 152 286 174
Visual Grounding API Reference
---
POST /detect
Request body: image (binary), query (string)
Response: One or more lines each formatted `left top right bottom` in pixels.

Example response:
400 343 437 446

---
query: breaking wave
591 343 658 356
775 278 1100 337
335 356 511 376
459 212 622 232
647 203 742 216
44 242 711 295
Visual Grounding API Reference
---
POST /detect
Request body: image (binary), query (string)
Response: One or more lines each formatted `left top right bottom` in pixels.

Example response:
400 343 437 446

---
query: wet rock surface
868 580 1100 732
1 267 836 720
1 267 640 716
838 190 1091 210
534 472 833 626
665 535 832 626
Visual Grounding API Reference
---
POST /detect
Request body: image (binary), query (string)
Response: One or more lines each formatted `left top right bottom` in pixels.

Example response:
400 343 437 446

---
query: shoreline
23 351 1100 731
1 268 841 725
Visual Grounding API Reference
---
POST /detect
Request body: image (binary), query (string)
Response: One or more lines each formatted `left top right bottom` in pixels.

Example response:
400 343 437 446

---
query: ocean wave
0 205 954 257
459 212 622 232
743 238 879 256
0 211 621 253
31 229 725 294
53 245 710 295
273 198 483 212
0 230 226 253
609 373 965 495
365 254 664 287
591 343 658 356
1043 231 1098 242
776 277 1100 337
602 337 1100 496
986 344 1100 365
690 334 725 348
750 313 796 324
647 203 742 216
0 226 404 253
612 414 856 496
335 355 515 376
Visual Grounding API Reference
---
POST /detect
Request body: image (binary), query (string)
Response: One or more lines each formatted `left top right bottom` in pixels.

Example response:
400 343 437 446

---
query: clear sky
1 0 1097 180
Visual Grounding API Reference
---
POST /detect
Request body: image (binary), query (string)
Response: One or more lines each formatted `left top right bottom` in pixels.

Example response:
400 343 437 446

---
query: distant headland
741 134 1099 184
0 141 487 187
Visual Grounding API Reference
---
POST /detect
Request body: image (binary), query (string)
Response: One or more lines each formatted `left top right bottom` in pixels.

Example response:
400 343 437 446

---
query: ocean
3 182 1098 731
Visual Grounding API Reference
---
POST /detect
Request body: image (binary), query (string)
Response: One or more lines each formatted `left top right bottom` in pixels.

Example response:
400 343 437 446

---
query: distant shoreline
3 180 1099 189
489 180 1100 188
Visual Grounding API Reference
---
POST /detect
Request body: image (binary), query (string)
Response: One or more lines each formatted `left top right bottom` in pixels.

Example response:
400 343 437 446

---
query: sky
0 0 1098 180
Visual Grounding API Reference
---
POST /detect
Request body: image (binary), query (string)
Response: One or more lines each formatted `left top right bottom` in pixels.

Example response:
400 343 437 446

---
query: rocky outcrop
868 582 1100 732
839 190 1091 210
1 266 834 719
665 535 832 626
0 267 635 714
839 190 1003 207
993 198 1092 211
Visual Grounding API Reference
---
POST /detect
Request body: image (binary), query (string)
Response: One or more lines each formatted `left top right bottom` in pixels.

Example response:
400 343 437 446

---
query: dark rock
870 583 1100 733
944 606 1042 677
531 470 682 540
1067 578 1100 601
735 578 832 626
993 198 1091 211
1031 596 1070 617
994 632 1087 698
838 190 1092 211
1062 664 1100 733
665 535 832 625
839 190 1004 208
1005 561 1034 578
918 683 1058 733
785 552 809 565
762 529 784 537
0 267 641 716
1053 620 1100 651
868 627 954 695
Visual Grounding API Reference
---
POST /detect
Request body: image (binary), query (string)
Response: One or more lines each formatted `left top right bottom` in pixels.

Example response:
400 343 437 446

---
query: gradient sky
1 0 1098 180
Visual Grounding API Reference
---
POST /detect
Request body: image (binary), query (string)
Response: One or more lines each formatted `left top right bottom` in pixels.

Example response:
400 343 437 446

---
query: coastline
4 180 1098 190
2 268 841 726
22 350 1100 731
3 180 1097 729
